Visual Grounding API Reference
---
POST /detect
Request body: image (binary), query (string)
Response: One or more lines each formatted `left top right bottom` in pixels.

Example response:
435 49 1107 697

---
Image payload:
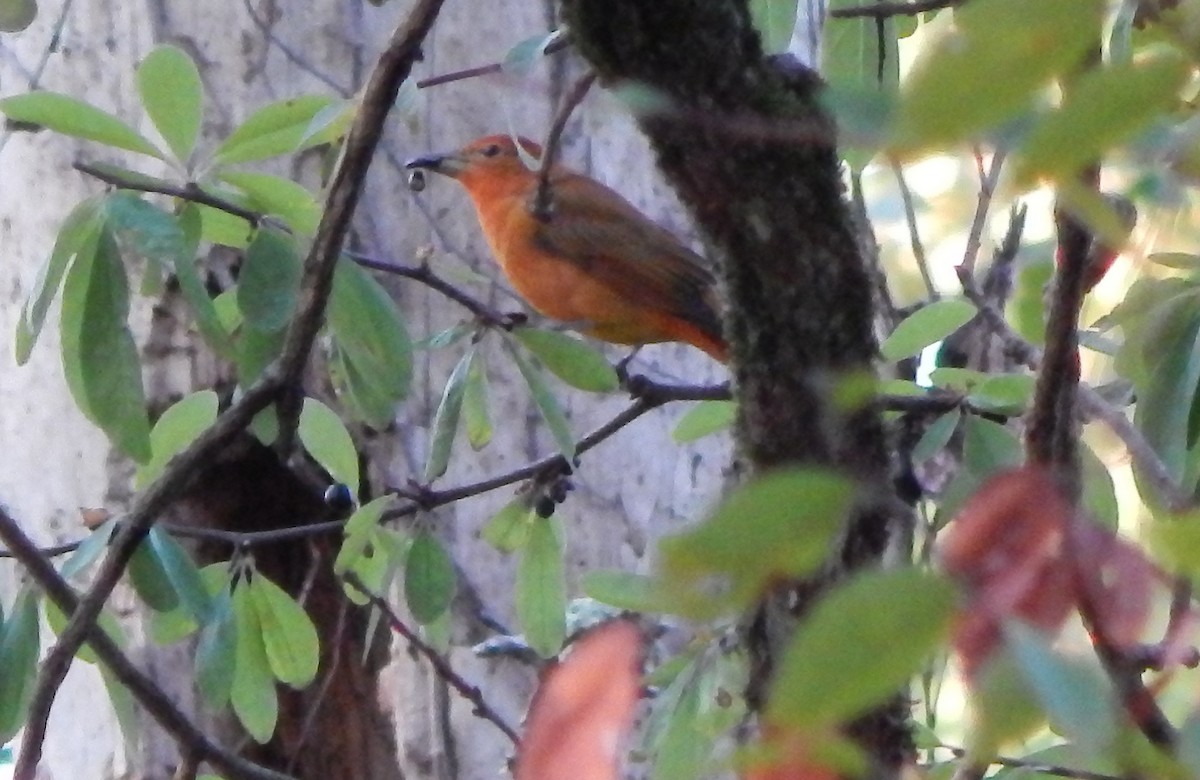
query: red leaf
515 620 642 780
940 468 1074 678
1069 520 1158 648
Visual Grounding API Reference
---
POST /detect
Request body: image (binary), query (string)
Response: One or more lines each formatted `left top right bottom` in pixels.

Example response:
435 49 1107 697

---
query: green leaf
297 98 355 149
328 261 412 428
517 518 566 658
174 206 233 359
213 94 338 165
404 532 456 624
99 665 140 748
462 350 493 450
502 30 566 76
137 390 219 488
299 397 360 491
673 400 737 443
661 469 854 617
59 226 152 462
1014 52 1189 187
583 570 672 613
651 682 707 780
425 350 473 480
197 202 254 248
1134 308 1200 486
1081 441 1119 529
749 0 799 53
231 579 278 743
512 327 619 393
0 0 36 32
481 499 535 552
889 0 1104 155
220 171 320 235
823 0 899 170
251 575 320 688
195 583 237 709
45 600 128 664
147 526 212 624
60 516 119 580
963 416 1024 474
136 44 203 162
0 589 39 742
104 192 186 268
912 408 960 464
0 91 161 157
966 373 1036 414
505 340 576 459
15 197 105 365
1006 623 1117 753
881 299 977 361
238 227 302 332
334 495 392 576
235 325 287 387
768 568 956 727
128 537 180 612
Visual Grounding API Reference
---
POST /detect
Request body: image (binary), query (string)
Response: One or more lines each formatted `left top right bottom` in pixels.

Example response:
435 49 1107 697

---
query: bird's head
406 135 544 188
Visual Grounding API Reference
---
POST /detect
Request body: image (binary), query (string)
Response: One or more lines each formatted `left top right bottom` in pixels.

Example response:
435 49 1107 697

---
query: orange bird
405 135 727 362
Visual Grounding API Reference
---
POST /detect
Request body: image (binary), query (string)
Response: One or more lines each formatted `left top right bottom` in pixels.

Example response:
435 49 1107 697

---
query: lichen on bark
562 0 910 770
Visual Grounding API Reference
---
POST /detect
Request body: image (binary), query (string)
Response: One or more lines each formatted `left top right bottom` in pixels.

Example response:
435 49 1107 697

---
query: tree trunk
561 0 911 772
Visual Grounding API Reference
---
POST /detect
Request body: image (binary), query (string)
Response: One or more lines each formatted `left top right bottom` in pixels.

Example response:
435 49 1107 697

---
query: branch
892 162 937 300
0 510 294 780
532 70 596 221
414 34 570 90
957 267 1191 511
74 161 262 226
829 0 964 18
28 0 449 770
943 745 1122 780
960 147 1007 276
343 573 520 744
345 250 525 329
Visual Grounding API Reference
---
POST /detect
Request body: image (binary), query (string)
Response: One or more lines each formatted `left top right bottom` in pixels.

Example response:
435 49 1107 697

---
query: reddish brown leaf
515 620 642 780
940 468 1074 678
1069 520 1159 648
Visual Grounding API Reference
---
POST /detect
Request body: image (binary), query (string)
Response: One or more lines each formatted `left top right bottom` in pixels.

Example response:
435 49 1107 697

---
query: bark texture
562 0 909 771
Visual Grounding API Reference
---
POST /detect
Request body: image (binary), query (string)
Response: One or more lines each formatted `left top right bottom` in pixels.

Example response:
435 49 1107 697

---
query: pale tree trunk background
0 1 744 778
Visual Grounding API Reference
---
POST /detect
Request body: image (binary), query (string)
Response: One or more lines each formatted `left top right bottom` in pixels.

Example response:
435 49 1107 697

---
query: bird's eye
482 144 502 157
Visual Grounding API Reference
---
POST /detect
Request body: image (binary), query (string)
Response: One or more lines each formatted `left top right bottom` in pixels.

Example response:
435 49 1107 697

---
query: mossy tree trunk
561 0 910 771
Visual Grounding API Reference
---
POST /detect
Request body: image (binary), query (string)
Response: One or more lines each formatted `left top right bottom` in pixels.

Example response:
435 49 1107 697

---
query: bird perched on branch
405 134 728 363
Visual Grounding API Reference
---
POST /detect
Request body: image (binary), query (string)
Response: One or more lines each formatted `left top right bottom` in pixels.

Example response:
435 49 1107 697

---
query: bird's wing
529 172 723 337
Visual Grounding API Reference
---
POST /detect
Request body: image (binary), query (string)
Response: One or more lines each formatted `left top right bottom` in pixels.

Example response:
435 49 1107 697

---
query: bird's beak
405 150 468 178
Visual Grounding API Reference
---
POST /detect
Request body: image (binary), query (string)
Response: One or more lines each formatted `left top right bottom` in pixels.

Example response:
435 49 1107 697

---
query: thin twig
960 147 1007 276
957 267 1191 512
892 162 937 299
829 0 964 18
532 70 596 221
0 510 294 780
22 1 449 772
74 161 262 226
242 0 351 96
346 251 525 329
414 34 570 90
343 573 521 744
943 745 1122 780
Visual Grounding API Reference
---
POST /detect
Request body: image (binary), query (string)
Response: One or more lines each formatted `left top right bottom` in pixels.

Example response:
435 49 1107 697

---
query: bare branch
74 161 262 226
343 573 521 744
892 162 937 300
532 70 596 221
960 147 1007 276
0 510 294 780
